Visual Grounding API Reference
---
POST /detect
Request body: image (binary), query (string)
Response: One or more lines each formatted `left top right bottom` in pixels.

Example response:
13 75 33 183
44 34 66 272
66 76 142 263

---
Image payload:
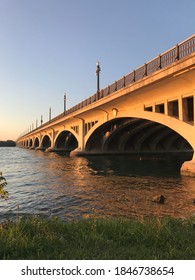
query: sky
0 0 195 141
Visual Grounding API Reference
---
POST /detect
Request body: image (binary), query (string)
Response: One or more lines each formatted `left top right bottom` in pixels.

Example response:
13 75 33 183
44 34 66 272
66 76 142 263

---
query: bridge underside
85 118 193 160
55 131 78 151
38 131 78 152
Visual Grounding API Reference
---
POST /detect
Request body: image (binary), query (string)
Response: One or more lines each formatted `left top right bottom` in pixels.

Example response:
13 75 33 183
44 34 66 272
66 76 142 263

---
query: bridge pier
70 147 85 157
35 146 45 151
181 155 195 176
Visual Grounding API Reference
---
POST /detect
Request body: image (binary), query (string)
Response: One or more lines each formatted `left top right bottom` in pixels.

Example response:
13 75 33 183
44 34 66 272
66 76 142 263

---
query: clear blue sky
0 0 195 140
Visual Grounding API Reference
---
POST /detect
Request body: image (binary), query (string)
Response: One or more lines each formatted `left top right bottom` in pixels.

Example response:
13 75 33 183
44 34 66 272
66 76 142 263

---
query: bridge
17 34 195 169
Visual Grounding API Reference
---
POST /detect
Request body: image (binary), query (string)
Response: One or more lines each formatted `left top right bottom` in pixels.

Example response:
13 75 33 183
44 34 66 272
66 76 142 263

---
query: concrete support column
193 93 195 125
178 96 183 121
79 119 85 151
51 129 55 149
44 130 56 152
70 118 85 156
164 100 168 115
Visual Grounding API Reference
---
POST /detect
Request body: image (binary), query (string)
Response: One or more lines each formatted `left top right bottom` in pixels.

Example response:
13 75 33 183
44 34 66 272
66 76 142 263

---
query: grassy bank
0 216 195 259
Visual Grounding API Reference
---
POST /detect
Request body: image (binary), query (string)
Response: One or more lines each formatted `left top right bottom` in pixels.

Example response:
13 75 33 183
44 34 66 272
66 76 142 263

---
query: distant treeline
0 140 16 147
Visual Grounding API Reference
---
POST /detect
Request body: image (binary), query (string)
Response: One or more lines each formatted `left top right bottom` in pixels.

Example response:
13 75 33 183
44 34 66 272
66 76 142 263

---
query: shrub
0 172 8 200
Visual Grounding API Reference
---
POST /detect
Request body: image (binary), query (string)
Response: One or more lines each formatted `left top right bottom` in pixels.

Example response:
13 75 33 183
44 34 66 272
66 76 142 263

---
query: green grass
0 216 195 259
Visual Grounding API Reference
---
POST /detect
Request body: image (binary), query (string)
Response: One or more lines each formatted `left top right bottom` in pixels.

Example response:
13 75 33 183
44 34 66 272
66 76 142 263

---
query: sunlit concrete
17 51 195 174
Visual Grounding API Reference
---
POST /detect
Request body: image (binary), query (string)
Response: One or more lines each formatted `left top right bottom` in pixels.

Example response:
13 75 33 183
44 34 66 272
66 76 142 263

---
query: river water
0 147 195 221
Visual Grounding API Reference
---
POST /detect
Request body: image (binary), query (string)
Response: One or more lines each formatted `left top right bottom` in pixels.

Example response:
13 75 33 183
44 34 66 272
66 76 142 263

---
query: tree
0 140 16 147
0 172 8 200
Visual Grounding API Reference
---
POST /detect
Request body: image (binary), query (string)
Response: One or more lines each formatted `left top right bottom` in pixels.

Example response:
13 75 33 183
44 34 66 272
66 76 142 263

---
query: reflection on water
0 148 195 221
86 154 183 177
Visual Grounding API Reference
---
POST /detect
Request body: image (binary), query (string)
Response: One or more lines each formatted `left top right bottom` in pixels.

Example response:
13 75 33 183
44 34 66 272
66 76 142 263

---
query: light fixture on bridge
96 61 101 94
49 107 51 121
112 108 118 117
64 93 67 115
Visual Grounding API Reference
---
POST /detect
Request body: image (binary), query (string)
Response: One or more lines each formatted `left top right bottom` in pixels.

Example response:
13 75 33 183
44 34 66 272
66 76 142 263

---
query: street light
64 93 67 115
96 61 101 95
49 107 51 121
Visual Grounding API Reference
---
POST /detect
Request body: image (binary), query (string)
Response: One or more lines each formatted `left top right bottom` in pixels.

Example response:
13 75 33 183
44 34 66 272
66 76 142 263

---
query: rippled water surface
1 147 195 221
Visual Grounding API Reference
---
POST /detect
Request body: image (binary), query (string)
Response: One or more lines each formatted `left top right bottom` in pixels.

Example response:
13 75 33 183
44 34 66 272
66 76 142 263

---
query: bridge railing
19 34 195 139
66 34 195 112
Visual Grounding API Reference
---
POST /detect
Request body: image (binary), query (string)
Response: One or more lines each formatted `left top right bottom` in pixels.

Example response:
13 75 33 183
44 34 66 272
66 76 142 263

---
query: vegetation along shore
0 216 194 260
0 140 16 147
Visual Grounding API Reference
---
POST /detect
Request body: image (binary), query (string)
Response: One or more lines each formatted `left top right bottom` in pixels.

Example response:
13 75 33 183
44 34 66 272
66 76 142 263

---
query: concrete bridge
17 35 195 168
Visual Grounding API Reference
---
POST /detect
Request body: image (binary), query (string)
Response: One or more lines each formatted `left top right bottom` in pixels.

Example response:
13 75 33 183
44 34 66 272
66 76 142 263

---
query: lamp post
64 93 67 115
96 61 101 97
49 107 51 121
41 115 43 126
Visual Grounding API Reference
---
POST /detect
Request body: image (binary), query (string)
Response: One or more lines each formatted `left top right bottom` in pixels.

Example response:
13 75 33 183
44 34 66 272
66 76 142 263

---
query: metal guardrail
19 34 195 138
62 34 195 115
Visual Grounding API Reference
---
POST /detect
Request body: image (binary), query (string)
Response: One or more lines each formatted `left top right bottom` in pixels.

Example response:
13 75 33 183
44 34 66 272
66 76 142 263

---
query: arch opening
34 137 40 148
41 135 51 150
85 117 193 160
29 139 33 148
55 131 78 151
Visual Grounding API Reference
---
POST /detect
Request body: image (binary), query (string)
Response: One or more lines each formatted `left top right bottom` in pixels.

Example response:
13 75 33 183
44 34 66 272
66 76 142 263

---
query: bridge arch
54 130 78 151
41 134 52 150
130 111 195 150
29 139 33 148
85 116 193 158
26 139 30 147
34 137 40 148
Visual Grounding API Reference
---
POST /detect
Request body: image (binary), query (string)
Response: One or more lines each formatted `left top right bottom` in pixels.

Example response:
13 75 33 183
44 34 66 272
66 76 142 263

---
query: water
0 147 195 221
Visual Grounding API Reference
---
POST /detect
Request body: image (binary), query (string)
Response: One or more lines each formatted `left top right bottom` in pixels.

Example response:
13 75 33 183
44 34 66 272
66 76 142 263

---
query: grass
0 216 195 259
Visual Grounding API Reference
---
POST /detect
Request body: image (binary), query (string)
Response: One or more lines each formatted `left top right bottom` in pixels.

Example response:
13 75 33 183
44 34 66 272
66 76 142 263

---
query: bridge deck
18 34 195 138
